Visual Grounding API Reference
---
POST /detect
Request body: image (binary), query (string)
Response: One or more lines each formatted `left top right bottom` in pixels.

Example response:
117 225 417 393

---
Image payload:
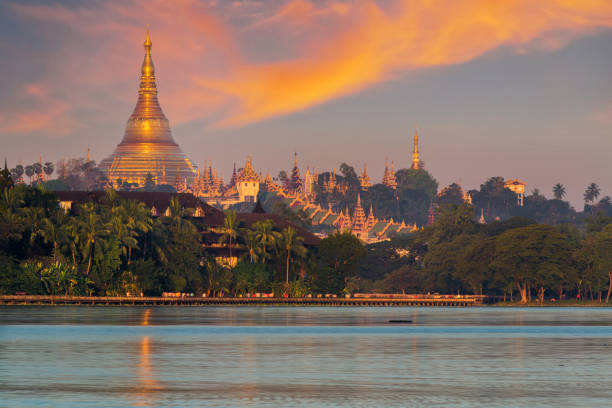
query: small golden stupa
99 31 196 186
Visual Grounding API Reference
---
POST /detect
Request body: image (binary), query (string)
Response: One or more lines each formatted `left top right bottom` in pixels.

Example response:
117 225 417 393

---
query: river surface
1 306 612 407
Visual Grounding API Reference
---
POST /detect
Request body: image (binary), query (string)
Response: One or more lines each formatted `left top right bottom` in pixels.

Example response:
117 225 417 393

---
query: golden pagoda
411 129 421 170
100 31 196 186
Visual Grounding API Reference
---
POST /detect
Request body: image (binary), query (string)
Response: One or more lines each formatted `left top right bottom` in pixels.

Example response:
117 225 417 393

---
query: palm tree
121 200 152 263
43 162 54 179
23 207 46 244
40 210 70 261
253 219 279 265
0 188 24 242
280 226 306 285
165 196 196 234
552 183 566 200
10 165 24 183
24 165 34 184
241 228 259 264
32 162 43 182
66 217 81 266
78 204 109 275
584 183 601 209
219 210 238 263
110 215 138 264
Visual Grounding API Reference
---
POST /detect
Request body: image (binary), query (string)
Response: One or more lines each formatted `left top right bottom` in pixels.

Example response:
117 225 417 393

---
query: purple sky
1 0 611 208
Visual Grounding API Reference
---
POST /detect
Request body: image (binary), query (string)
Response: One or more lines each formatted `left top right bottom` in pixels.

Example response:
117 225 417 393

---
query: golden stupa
99 31 196 186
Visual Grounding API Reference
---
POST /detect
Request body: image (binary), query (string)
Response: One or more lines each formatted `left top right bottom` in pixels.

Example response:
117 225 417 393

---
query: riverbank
0 294 484 307
493 300 612 307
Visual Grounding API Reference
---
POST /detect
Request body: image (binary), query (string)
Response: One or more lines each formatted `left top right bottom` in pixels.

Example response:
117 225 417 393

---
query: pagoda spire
427 199 435 226
411 128 420 170
360 163 371 190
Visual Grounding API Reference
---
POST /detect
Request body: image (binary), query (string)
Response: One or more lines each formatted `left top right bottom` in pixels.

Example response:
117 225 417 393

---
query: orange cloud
201 0 612 127
6 0 612 133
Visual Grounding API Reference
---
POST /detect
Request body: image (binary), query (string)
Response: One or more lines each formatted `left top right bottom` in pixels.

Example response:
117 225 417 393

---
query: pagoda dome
99 31 196 186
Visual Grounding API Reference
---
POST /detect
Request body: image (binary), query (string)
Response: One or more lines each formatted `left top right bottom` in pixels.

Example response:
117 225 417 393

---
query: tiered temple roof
360 163 371 190
382 159 397 189
237 156 260 182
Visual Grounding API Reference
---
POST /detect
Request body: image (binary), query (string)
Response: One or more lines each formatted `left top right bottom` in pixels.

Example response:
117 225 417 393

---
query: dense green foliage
0 185 369 297
351 204 612 302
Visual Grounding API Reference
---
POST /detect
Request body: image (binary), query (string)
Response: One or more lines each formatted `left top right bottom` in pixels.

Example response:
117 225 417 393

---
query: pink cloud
5 0 612 134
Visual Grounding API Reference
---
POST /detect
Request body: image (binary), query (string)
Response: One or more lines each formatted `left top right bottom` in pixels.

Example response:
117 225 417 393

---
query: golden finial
144 29 152 49
141 30 154 79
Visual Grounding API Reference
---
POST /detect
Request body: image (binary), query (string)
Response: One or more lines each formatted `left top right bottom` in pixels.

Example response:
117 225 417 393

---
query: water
1 306 612 407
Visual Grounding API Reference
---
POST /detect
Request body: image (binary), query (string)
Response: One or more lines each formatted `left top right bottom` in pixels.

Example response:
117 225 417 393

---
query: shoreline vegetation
1 172 611 304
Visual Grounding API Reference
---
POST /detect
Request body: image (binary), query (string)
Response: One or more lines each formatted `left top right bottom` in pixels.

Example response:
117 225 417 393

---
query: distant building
236 156 260 203
359 163 371 191
382 159 397 189
504 179 527 207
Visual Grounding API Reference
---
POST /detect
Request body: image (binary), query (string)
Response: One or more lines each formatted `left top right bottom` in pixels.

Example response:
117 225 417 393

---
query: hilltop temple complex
99 32 197 187
90 35 527 242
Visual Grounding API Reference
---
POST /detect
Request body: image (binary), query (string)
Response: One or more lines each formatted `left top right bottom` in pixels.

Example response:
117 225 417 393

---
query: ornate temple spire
382 158 397 189
427 199 436 226
411 128 420 170
290 152 302 192
360 163 371 190
228 163 237 188
478 208 486 224
124 30 173 144
351 193 368 240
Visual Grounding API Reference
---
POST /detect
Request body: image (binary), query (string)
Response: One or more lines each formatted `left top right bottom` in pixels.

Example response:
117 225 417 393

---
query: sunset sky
1 0 611 207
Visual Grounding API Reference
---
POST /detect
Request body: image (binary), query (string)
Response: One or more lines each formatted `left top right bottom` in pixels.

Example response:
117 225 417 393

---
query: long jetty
0 295 487 307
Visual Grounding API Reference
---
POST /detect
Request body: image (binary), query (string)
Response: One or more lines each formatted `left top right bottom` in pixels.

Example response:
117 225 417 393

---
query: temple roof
237 157 259 182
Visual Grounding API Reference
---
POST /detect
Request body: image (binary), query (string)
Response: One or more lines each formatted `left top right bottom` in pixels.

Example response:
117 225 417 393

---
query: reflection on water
1 307 612 407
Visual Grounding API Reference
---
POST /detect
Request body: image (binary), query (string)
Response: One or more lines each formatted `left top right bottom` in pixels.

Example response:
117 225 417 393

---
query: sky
0 0 611 208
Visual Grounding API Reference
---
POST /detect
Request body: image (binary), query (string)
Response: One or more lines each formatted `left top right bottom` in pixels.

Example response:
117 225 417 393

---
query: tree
593 225 612 303
219 210 239 263
395 168 438 197
584 183 601 208
0 161 13 190
143 173 156 190
40 210 70 262
491 224 573 303
25 165 34 184
278 171 288 187
316 232 366 294
78 204 110 275
553 183 566 200
121 199 153 263
383 265 421 294
241 228 259 264
109 215 138 265
253 219 279 265
10 165 24 183
43 162 54 179
280 226 306 285
438 183 465 206
429 203 476 244
32 162 42 181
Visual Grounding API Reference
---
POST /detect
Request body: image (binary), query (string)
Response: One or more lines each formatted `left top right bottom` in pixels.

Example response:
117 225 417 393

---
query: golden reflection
141 308 151 326
133 335 163 407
